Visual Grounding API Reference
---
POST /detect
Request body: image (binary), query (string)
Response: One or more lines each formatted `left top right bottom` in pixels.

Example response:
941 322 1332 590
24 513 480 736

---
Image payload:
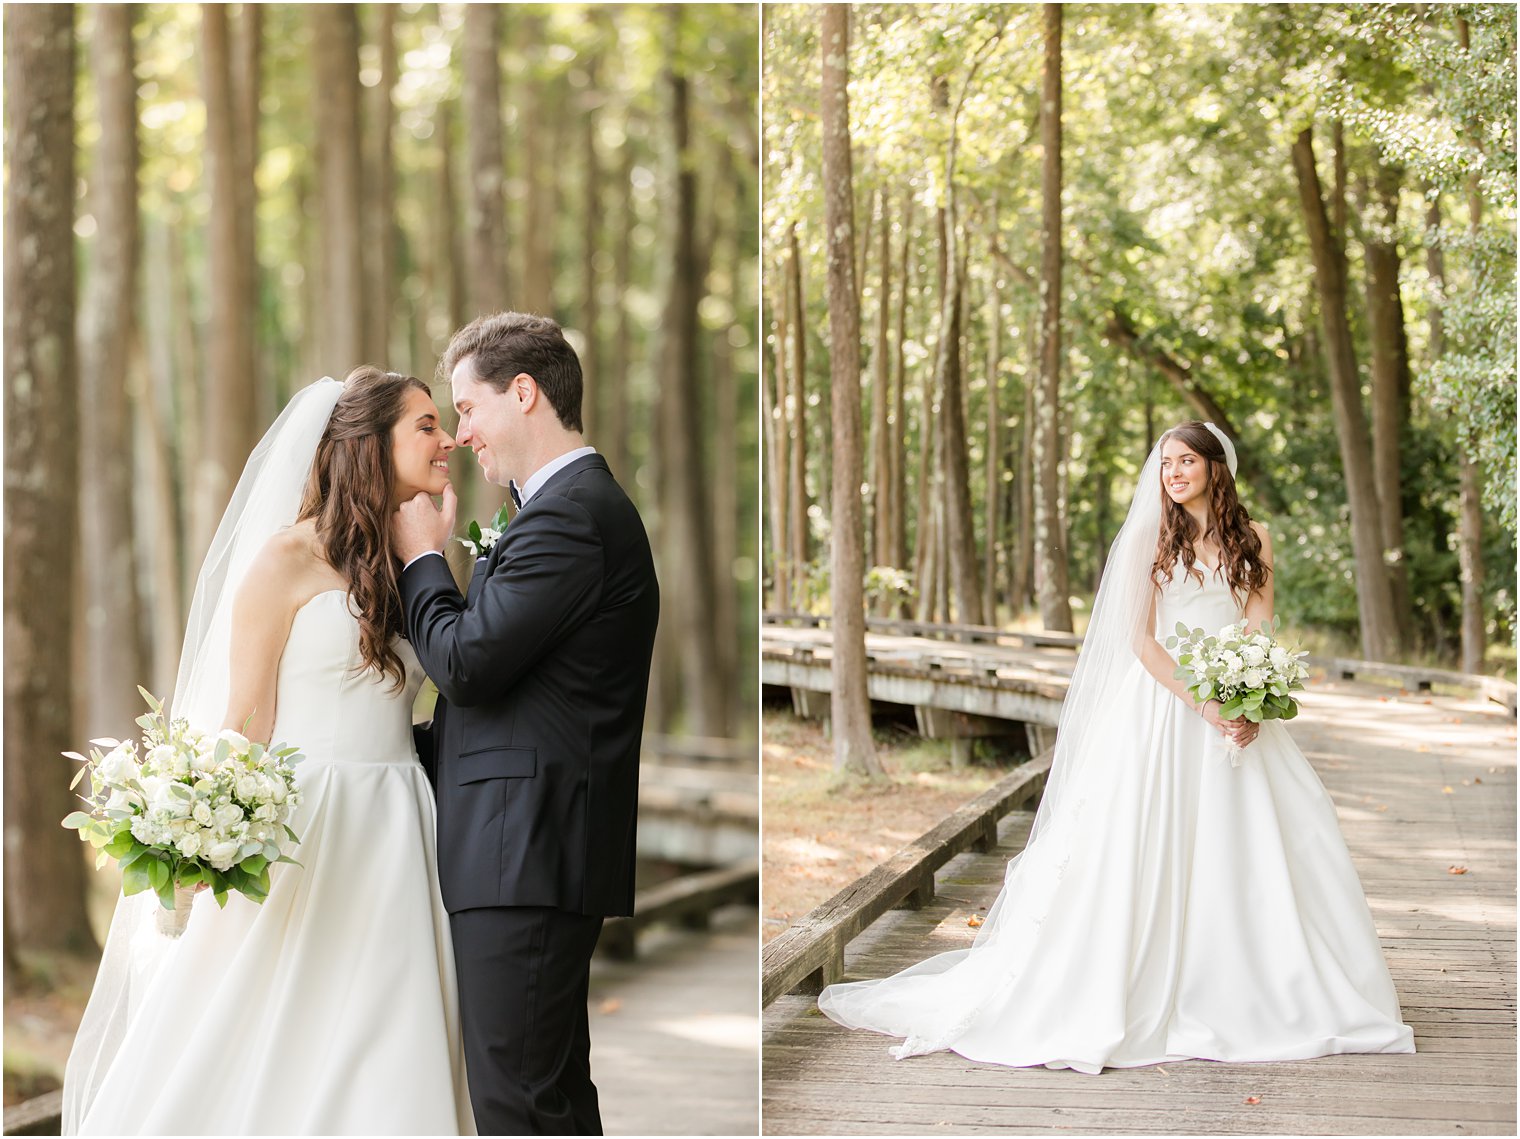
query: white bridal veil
63 378 343 1132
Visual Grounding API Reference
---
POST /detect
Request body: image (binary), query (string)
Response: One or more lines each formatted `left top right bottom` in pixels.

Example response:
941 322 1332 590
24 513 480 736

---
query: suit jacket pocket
456 745 537 784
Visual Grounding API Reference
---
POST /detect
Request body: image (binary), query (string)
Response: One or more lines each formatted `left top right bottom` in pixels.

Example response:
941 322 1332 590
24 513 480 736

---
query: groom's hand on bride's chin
394 484 457 563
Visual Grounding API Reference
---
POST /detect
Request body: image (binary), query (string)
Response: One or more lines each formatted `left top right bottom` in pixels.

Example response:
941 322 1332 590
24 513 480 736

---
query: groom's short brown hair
440 312 584 432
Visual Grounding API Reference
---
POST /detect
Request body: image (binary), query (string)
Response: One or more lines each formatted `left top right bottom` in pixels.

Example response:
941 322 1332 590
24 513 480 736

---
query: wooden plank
762 676 1516 1135
2 1090 62 1137
761 755 1051 1006
600 859 760 960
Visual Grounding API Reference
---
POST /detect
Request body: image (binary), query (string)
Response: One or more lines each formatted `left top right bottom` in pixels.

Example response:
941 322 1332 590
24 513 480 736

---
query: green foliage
765 2 1515 663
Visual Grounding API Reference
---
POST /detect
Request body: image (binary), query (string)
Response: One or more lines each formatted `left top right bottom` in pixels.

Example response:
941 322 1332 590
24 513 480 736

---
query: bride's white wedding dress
65 591 475 1135
819 560 1414 1072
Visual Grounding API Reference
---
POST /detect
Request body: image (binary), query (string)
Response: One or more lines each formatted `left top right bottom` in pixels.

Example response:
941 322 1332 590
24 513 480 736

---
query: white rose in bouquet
63 687 305 938
1240 644 1266 667
214 803 245 829
97 742 141 785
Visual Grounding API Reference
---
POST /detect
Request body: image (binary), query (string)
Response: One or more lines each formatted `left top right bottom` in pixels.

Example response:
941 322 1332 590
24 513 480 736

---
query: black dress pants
450 906 605 1136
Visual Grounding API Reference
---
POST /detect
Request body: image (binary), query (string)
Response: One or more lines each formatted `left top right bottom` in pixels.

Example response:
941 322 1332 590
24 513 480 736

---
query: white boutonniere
458 502 512 558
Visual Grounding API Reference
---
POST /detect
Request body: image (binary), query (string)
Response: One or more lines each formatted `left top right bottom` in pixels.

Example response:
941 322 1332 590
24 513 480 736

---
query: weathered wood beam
761 753 1052 1005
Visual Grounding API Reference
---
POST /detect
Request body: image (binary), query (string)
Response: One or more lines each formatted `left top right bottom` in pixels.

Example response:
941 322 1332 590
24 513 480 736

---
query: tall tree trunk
709 177 739 732
4 1 96 956
928 59 991 627
310 4 364 372
1034 4 1072 632
166 208 202 605
232 4 263 421
913 208 942 620
462 4 507 316
1452 22 1488 676
140 220 185 698
869 191 892 573
197 4 259 566
606 127 635 484
820 4 880 776
1460 166 1487 674
659 8 722 737
890 198 912 574
1291 126 1398 661
786 224 810 606
580 40 602 442
435 99 467 334
1011 348 1035 612
78 4 146 741
984 273 1002 623
521 11 553 314
766 280 791 608
363 3 397 364
1362 158 1414 647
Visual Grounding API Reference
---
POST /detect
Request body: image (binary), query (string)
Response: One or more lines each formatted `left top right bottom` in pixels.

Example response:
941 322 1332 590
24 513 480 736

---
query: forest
762 3 1516 699
5 1 758 971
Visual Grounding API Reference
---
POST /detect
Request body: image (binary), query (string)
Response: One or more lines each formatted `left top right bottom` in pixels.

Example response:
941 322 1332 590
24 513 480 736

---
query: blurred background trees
4 1 758 976
763 2 1514 673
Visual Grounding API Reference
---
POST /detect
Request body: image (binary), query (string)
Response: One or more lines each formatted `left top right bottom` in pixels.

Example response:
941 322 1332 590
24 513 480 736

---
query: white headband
1202 421 1237 476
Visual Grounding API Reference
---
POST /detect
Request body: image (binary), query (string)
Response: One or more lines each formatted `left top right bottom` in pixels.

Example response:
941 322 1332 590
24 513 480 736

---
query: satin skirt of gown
818 566 1415 1072
64 591 476 1135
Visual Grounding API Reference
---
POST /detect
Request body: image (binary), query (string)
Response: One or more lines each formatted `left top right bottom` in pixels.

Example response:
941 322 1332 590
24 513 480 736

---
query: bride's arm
1136 588 1233 733
1241 522 1275 633
221 535 302 742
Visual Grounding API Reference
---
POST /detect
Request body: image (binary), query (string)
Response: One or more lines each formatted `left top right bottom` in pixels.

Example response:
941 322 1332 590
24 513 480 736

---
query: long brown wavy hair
1151 421 1270 602
297 366 431 691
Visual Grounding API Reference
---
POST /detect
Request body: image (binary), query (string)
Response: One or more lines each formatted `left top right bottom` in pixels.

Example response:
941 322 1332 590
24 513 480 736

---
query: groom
392 311 659 1136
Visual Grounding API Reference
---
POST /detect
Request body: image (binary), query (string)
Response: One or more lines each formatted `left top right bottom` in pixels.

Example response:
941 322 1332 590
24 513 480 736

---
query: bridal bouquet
1165 618 1310 764
63 688 305 937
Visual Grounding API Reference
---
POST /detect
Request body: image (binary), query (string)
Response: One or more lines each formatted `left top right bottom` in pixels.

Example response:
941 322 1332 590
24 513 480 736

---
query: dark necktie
508 480 523 510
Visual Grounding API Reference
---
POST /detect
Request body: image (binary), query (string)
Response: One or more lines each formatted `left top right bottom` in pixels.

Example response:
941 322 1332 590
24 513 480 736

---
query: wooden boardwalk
593 904 759 1136
762 678 1516 1135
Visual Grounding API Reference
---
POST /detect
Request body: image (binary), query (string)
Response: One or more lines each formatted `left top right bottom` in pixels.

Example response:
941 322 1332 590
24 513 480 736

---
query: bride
63 370 476 1134
819 420 1414 1072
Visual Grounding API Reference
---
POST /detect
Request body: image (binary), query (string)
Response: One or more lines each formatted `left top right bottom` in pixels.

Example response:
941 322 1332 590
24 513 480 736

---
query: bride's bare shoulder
239 525 328 607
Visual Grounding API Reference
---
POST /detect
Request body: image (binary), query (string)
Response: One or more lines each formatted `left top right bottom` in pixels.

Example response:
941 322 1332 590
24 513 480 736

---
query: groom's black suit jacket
402 453 659 917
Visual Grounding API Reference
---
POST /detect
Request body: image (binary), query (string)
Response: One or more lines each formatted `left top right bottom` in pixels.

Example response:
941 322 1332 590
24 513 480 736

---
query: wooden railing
760 750 1053 1007
763 611 1518 718
599 857 760 960
762 610 1082 650
3 1091 61 1136
1313 655 1517 716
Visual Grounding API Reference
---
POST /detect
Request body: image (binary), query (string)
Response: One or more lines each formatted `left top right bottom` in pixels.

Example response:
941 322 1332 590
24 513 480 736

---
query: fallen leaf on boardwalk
1417 744 1430 752
1375 804 1389 812
1462 779 1471 786
1378 696 1390 702
1475 778 1483 785
967 915 984 928
598 998 623 1015
1244 1096 1262 1105
1442 785 1454 794
1422 699 1434 705
1448 866 1469 875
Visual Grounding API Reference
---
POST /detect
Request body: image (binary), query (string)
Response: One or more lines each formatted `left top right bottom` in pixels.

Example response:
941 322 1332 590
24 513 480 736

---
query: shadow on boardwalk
595 905 759 1136
762 679 1516 1135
